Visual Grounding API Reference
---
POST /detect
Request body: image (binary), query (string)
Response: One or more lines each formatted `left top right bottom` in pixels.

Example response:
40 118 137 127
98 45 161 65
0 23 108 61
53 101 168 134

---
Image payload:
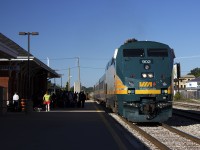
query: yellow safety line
93 104 128 150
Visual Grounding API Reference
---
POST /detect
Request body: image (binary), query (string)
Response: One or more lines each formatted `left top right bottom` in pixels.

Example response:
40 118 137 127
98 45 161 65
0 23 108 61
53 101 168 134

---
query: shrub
174 92 182 100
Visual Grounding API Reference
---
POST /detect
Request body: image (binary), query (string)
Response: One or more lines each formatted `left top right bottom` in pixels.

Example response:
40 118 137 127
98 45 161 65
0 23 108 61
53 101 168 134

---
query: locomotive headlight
161 88 168 94
128 88 135 94
142 73 147 78
148 73 154 78
144 64 150 70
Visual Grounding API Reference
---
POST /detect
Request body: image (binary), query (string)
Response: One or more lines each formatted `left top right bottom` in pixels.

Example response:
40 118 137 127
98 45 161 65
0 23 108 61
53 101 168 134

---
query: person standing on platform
79 91 86 108
51 93 56 108
13 92 19 111
43 91 51 112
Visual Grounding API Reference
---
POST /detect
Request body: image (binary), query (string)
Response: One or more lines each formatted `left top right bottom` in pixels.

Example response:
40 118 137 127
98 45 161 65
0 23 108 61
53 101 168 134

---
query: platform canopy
0 41 18 59
0 33 60 78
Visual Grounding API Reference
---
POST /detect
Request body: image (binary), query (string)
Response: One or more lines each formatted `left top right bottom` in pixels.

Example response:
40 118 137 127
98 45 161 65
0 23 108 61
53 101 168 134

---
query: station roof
0 39 18 58
0 33 60 78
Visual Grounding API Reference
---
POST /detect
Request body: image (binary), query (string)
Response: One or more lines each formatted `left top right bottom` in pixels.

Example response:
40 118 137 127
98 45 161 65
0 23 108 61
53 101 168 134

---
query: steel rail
173 102 200 110
173 108 200 122
119 116 170 150
162 123 200 145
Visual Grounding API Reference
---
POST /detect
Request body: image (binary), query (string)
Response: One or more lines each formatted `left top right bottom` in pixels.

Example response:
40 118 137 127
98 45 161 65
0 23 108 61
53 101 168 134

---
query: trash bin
20 99 26 112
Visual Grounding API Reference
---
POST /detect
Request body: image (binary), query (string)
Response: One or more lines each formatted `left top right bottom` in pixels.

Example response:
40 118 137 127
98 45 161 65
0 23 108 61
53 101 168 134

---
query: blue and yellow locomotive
94 39 175 122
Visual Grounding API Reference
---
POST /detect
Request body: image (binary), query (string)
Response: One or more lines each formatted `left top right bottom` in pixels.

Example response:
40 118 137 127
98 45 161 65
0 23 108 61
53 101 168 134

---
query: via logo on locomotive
139 82 153 87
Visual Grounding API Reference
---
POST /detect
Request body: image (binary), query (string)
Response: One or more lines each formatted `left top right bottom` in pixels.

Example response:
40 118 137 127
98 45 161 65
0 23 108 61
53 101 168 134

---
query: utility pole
77 57 80 88
75 57 81 93
68 67 71 91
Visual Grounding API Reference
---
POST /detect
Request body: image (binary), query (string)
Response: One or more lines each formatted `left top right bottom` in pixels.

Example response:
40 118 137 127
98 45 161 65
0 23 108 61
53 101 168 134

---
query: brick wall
0 77 9 101
0 77 9 88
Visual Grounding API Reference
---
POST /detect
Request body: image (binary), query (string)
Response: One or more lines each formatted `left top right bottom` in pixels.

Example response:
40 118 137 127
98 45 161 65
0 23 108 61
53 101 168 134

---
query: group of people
12 90 87 112
42 90 87 112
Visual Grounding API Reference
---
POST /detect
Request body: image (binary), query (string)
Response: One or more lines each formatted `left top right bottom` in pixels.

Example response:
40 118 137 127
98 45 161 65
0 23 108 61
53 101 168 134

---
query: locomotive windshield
147 49 168 57
123 49 144 57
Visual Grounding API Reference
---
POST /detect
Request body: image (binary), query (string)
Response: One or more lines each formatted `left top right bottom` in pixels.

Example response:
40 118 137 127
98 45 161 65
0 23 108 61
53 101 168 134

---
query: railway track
173 101 200 110
173 101 200 122
173 108 200 122
110 113 200 150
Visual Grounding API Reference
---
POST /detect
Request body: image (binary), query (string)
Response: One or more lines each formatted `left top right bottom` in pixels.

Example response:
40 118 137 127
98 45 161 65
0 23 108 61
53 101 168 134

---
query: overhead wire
39 57 109 61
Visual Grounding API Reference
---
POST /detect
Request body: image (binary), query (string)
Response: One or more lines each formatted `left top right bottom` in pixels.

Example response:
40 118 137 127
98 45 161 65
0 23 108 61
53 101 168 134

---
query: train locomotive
94 39 175 122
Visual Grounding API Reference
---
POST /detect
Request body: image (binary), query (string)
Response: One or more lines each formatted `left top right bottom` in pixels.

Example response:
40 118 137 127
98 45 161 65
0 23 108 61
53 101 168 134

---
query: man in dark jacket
79 91 86 108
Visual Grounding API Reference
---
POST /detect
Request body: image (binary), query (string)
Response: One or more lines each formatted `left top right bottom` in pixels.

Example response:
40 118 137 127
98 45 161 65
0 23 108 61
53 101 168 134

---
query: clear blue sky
1 0 200 87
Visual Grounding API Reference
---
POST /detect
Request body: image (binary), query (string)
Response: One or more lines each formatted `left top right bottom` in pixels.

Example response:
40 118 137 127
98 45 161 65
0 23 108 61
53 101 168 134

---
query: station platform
0 100 146 150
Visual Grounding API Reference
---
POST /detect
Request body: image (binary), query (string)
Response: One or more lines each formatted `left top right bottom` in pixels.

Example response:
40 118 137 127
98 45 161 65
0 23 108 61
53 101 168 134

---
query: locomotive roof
123 39 170 47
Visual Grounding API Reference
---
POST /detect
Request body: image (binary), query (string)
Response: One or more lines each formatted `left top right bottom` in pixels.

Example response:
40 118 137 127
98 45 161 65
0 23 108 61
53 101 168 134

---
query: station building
0 33 60 112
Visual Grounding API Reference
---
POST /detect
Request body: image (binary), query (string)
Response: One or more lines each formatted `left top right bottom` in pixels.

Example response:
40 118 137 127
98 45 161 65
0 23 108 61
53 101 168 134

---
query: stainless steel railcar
94 39 175 122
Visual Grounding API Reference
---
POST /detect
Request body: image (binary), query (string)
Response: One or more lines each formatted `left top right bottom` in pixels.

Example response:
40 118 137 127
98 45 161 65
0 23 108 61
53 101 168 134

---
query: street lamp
19 32 39 112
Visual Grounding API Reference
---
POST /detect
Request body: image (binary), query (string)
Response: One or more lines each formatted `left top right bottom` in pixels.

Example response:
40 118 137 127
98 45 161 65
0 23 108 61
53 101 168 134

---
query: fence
178 90 200 100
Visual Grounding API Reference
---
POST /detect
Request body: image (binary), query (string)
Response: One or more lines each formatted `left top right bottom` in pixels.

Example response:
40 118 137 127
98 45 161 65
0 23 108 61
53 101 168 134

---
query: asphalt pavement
0 100 148 150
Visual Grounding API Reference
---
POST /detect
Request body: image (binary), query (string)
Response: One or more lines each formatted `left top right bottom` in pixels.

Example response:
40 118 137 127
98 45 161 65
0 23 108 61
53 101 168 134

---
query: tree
81 86 93 93
188 67 200 77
